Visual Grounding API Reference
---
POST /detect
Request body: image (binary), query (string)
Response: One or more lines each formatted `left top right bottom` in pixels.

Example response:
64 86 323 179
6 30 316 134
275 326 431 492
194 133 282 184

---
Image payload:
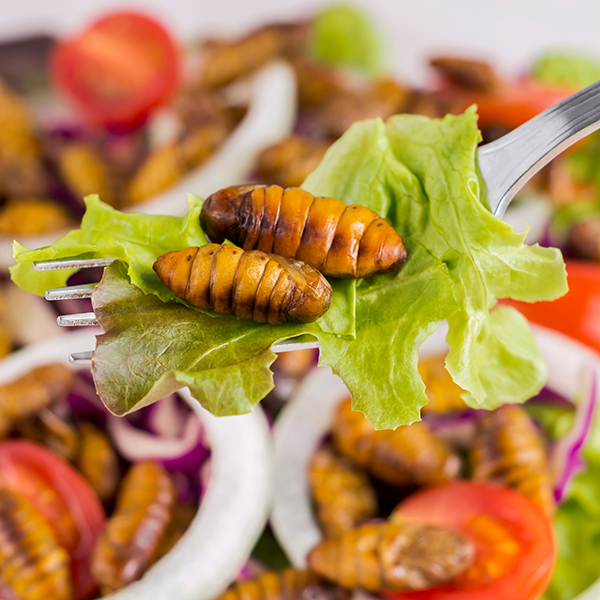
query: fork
34 79 600 364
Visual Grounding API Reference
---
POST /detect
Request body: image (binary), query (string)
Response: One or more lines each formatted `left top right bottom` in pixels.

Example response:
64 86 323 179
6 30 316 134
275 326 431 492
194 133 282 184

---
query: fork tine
57 312 98 327
33 257 116 271
69 351 94 365
45 283 96 301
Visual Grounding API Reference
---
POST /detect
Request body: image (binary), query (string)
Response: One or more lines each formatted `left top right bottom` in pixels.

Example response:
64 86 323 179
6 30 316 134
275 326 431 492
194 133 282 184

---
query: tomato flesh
0 440 106 600
459 81 570 131
52 11 180 131
382 481 556 600
507 260 600 354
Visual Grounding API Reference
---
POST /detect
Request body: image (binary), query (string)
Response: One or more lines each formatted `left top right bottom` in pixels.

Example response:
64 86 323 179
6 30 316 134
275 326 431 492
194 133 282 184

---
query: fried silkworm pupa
214 568 349 600
201 184 407 279
308 521 474 592
154 243 332 324
470 405 555 515
429 56 499 92
0 488 73 600
75 422 121 502
92 461 176 594
0 198 73 235
16 408 79 461
418 354 467 414
332 398 460 486
0 364 73 438
309 446 377 538
156 502 196 559
58 143 118 208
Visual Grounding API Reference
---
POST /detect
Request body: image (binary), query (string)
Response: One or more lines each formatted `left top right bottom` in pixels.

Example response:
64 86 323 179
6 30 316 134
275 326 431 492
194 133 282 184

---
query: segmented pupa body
154 243 332 324
201 184 407 279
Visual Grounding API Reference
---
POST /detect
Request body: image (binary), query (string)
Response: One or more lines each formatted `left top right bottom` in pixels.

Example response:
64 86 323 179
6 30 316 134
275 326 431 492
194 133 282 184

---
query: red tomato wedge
0 440 106 600
507 260 600 354
382 481 556 600
461 81 570 131
52 11 180 132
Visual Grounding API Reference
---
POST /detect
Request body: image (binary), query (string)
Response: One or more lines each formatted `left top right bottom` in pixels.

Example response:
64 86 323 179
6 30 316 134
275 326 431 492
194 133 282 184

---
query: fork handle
478 79 600 218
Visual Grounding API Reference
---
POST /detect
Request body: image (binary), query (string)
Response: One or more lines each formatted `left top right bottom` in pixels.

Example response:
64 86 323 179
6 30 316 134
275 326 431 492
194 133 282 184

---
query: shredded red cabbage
552 368 599 504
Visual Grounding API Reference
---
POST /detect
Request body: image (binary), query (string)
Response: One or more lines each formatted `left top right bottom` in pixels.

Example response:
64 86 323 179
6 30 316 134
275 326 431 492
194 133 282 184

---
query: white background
3 0 600 84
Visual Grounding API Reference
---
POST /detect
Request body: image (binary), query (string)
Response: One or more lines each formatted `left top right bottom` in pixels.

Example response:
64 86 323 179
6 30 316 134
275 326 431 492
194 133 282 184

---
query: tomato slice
459 81 570 131
382 481 556 600
0 440 106 600
52 11 180 132
507 260 600 354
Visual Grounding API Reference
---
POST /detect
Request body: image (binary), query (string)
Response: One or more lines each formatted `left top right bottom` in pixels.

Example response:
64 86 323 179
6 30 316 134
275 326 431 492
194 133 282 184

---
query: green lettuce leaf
12 109 568 428
306 108 567 425
309 4 385 76
532 51 600 90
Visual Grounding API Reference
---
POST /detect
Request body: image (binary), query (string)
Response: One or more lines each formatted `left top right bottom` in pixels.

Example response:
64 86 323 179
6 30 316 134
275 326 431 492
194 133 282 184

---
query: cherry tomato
507 260 600 354
461 81 570 131
382 481 556 600
52 11 180 132
0 440 106 600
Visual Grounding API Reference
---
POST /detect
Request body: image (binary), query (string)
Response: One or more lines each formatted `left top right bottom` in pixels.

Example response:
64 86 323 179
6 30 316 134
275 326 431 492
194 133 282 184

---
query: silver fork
34 79 600 364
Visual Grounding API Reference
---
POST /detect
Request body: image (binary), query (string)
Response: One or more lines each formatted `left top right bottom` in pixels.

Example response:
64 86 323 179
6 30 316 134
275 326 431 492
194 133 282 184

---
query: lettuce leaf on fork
11 108 567 428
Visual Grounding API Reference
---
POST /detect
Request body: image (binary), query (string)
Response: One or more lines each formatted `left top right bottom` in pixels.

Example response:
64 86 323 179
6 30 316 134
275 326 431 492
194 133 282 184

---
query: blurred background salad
2 2 600 600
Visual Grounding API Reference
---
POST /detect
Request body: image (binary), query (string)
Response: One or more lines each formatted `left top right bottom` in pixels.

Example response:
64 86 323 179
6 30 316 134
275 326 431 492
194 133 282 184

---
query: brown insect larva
0 364 73 438
16 408 79 461
0 79 46 198
75 422 121 502
470 405 555 515
214 568 348 600
307 521 474 592
257 136 330 189
92 461 176 594
418 354 467 414
430 56 499 92
0 488 73 600
201 184 407 279
332 398 460 486
58 143 118 208
156 502 196 559
309 446 377 538
154 244 332 325
0 198 73 235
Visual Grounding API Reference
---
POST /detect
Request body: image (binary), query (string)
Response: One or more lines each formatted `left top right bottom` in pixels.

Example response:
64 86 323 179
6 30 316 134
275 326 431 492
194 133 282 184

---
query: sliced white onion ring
0 331 273 600
0 60 297 269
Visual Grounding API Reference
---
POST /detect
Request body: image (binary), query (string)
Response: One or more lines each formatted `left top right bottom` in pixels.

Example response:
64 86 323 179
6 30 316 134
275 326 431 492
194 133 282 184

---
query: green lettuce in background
12 109 567 428
533 51 600 90
309 3 386 76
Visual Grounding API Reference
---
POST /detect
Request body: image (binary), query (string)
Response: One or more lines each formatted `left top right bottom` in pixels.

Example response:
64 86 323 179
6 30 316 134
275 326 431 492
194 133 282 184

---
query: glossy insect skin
58 143 117 208
92 461 176 594
75 422 121 502
308 521 474 592
470 405 555 515
201 184 407 279
418 354 467 413
154 244 332 324
309 446 377 538
332 398 460 486
0 199 73 235
0 488 73 600
0 364 73 438
214 568 348 600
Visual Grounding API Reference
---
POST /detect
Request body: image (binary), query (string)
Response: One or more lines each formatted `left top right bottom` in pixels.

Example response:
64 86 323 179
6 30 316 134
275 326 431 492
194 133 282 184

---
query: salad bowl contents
271 324 600 600
0 331 273 600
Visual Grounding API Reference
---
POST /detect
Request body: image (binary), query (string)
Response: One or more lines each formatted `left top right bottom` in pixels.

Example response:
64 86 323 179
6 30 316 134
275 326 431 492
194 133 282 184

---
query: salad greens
544 404 600 600
532 51 600 90
12 109 567 428
309 4 386 76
